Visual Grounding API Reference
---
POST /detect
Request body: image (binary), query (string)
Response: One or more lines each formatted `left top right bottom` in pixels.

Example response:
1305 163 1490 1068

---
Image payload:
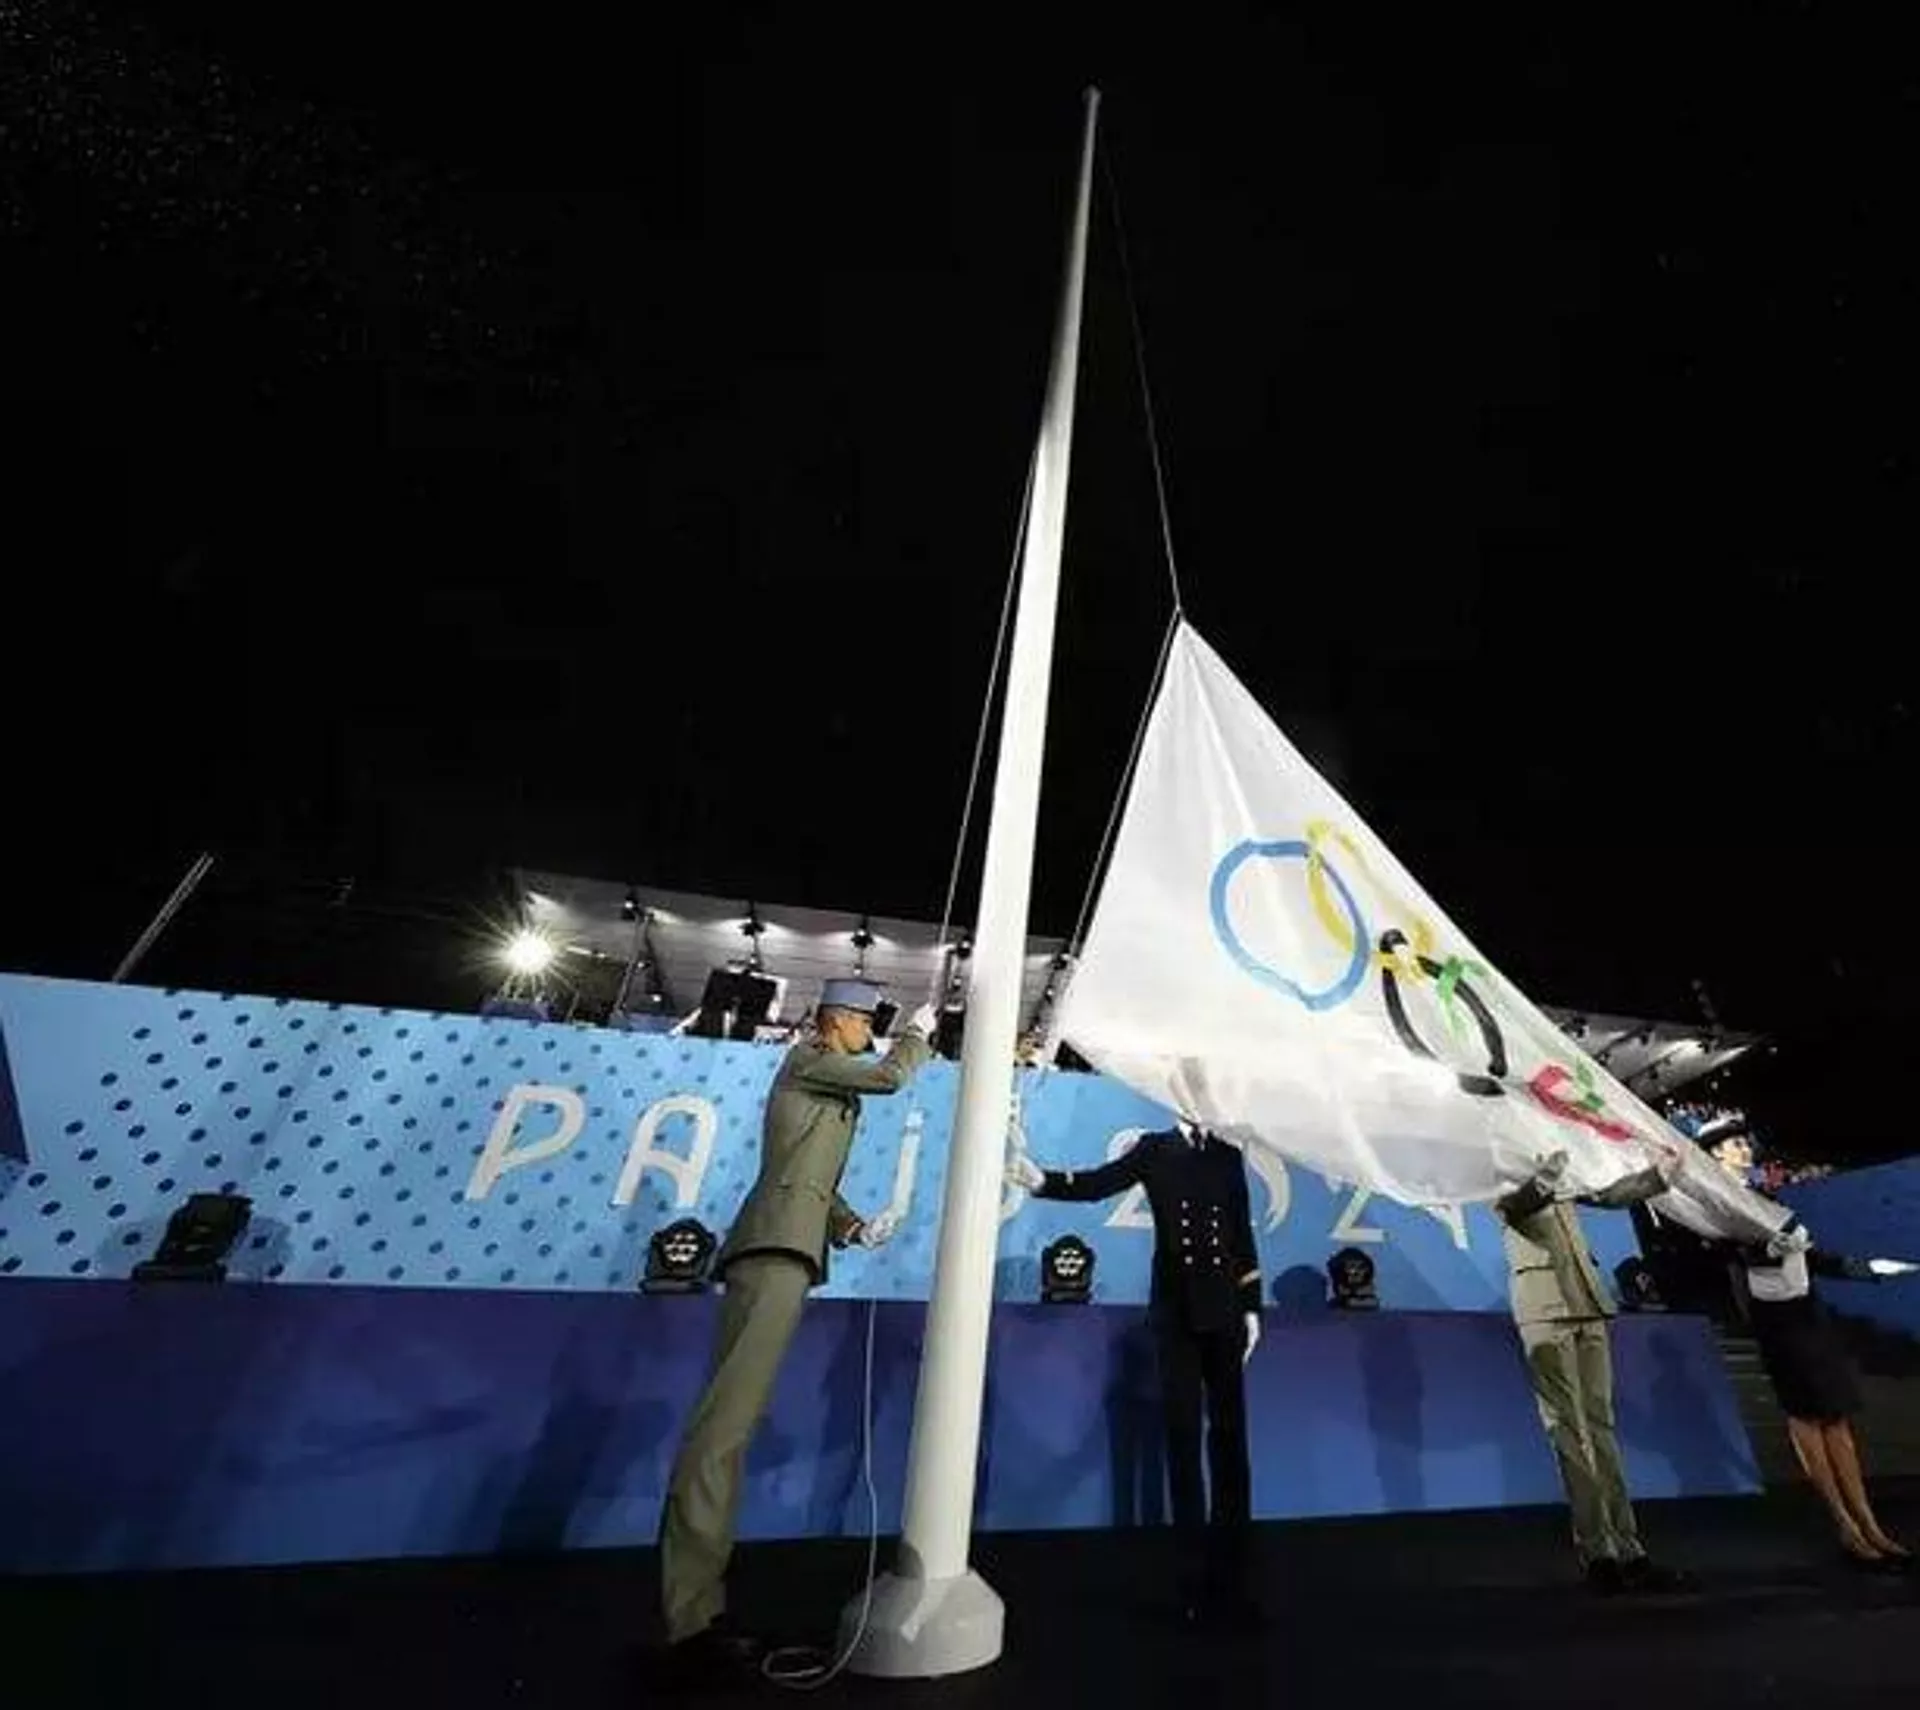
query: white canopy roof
513 870 1756 1094
1550 1010 1760 1104
517 871 1069 1036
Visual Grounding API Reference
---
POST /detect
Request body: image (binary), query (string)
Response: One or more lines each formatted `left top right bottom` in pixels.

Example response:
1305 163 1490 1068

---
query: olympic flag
1058 622 1785 1239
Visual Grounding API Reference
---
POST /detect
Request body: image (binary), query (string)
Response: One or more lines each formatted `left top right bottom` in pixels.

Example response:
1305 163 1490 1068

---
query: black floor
10 1484 1920 1708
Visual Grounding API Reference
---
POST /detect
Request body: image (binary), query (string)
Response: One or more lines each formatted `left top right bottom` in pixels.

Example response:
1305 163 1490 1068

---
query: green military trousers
658 1252 813 1644
1519 1317 1645 1566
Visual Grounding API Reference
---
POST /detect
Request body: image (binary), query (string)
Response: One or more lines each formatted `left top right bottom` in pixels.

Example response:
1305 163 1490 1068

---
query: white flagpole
849 86 1100 1679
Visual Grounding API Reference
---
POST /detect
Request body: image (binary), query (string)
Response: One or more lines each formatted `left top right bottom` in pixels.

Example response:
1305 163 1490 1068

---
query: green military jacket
718 1028 932 1285
1495 1164 1667 1326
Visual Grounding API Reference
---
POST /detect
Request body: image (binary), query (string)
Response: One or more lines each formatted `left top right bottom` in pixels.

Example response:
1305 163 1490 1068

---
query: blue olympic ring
1208 839 1370 1012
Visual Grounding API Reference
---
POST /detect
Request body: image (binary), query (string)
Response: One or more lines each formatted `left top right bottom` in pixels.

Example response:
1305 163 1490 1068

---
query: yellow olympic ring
1303 820 1440 980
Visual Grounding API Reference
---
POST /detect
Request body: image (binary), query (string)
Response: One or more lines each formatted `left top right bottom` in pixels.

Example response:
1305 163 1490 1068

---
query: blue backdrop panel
0 975 1640 1309
1781 1160 1920 1341
0 1012 25 1164
0 1279 1754 1574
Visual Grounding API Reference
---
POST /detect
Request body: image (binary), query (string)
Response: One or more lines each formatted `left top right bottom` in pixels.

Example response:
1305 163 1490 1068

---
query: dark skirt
1749 1291 1860 1423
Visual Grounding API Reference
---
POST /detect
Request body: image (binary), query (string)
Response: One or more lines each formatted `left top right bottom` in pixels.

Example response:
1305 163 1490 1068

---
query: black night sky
3 3 1915 1157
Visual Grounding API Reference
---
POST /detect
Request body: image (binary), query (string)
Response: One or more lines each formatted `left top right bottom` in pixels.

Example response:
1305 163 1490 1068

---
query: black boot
1619 1556 1697 1595
1201 1589 1266 1635
661 1619 765 1688
1584 1557 1630 1596
1194 1528 1261 1633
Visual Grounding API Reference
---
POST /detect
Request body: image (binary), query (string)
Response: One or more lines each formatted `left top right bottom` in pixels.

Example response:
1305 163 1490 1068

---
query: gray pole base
841 1566 1004 1679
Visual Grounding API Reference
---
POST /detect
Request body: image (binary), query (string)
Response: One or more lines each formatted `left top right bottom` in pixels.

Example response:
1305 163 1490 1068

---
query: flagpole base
841 1566 1004 1679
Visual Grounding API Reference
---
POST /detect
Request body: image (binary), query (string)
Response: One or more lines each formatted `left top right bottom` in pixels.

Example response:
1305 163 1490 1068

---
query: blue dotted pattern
0 976 1639 1303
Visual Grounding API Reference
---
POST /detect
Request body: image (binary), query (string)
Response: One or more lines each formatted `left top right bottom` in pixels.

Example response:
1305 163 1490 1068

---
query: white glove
906 1002 940 1040
1242 1312 1261 1366
1767 1223 1813 1260
858 1208 901 1248
1005 1152 1045 1192
1529 1150 1571 1197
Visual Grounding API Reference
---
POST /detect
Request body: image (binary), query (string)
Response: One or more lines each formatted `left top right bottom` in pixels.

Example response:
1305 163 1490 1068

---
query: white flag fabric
1058 622 1785 1241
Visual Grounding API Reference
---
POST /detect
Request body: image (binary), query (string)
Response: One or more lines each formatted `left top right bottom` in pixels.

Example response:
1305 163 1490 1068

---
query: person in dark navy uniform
1009 1121 1263 1625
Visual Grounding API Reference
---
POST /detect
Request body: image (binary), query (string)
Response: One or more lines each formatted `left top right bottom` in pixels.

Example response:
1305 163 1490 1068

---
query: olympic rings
1304 820 1439 977
1528 1063 1637 1142
1209 839 1370 1011
1377 929 1510 1098
1208 825 1642 1144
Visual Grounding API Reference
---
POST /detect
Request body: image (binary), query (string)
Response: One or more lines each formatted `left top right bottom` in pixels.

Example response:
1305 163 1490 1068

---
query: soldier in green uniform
658 978 935 1680
1495 1147 1691 1595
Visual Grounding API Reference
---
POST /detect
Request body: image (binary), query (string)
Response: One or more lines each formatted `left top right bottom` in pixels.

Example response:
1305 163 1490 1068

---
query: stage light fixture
134 1193 253 1283
691 968 778 1041
1040 1233 1095 1304
1326 1246 1379 1311
1614 1257 1666 1312
740 903 767 970
502 929 556 976
642 1218 718 1293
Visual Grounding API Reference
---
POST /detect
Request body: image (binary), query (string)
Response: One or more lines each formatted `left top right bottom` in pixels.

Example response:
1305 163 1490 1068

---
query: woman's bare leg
1822 1419 1908 1556
1787 1416 1881 1557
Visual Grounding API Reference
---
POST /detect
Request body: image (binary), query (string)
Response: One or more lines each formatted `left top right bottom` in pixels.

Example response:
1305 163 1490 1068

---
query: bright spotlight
503 930 556 975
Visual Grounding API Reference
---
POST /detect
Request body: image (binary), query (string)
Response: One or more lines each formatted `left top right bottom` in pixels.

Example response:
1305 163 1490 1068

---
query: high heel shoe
1838 1545 1905 1575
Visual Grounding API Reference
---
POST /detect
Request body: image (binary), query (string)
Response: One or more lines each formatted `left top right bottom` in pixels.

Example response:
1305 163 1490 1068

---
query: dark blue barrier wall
1781 1160 1920 1340
0 1279 1755 1574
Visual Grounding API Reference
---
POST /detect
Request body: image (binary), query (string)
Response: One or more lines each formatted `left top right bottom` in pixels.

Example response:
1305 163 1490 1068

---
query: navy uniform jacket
1037 1129 1262 1332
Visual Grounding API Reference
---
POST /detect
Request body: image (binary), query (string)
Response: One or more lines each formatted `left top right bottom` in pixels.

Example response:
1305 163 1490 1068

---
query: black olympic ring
1377 928 1510 1099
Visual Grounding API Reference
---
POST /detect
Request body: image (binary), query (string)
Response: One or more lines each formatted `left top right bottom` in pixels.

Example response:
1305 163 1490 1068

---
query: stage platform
11 1485 1919 1708
0 1280 1756 1573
